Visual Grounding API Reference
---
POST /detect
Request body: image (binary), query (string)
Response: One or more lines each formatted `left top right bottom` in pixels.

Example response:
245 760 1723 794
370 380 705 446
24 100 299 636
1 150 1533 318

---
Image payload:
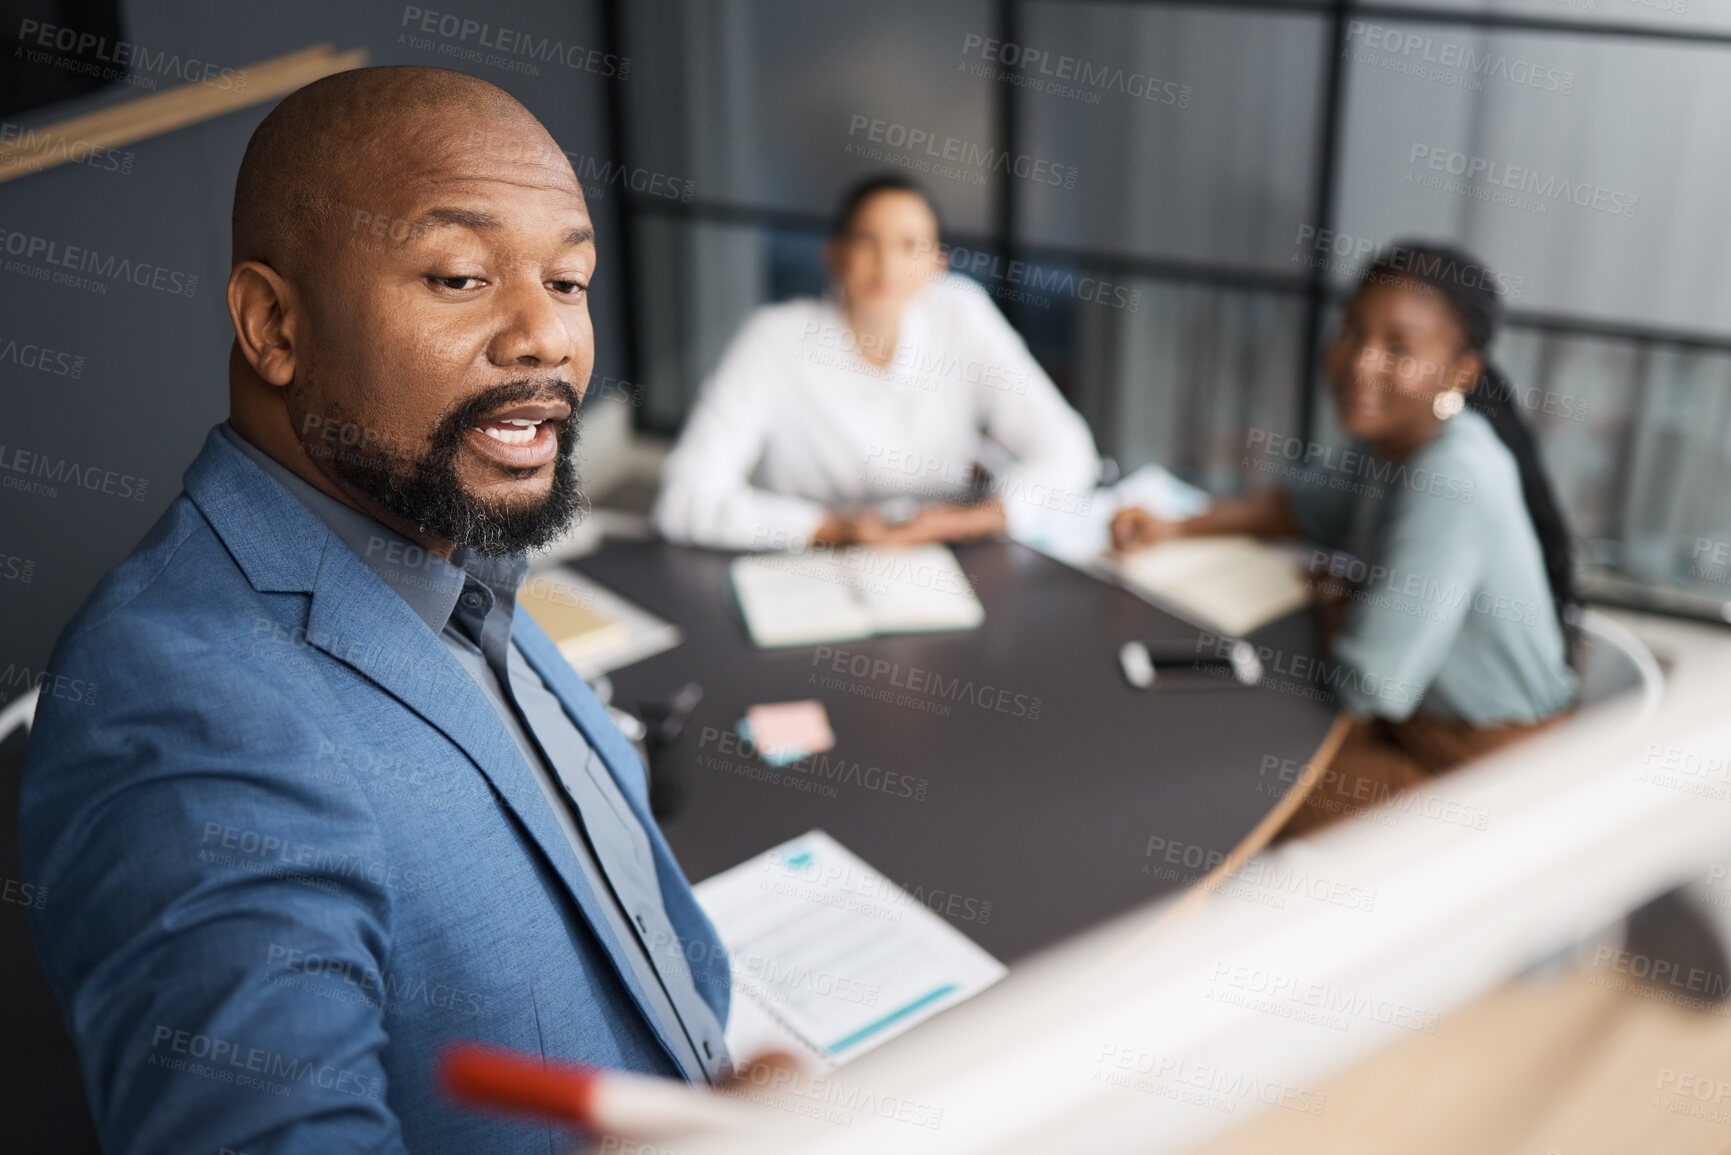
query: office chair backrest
1569 607 1664 721
0 687 39 745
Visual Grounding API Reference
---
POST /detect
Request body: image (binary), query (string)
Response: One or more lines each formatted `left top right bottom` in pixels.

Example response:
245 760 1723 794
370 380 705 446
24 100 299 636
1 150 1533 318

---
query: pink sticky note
745 700 836 759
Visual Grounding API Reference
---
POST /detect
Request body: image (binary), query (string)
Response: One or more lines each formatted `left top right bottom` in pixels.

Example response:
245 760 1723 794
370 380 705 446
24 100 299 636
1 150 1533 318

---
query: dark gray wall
0 0 617 1143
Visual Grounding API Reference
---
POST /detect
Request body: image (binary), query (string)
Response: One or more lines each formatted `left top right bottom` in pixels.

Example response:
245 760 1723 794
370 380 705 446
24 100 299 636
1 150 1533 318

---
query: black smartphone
1119 640 1262 690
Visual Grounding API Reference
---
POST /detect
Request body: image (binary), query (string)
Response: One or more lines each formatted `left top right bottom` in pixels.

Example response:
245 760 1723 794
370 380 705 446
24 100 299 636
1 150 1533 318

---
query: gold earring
1433 389 1465 420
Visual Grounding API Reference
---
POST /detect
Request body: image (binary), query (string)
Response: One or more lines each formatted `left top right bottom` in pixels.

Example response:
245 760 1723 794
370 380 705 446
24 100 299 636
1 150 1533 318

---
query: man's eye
430 275 484 291
549 280 587 297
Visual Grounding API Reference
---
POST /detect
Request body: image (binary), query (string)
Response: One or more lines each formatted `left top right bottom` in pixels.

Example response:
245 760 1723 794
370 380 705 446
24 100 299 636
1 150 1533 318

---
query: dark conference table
576 539 1337 963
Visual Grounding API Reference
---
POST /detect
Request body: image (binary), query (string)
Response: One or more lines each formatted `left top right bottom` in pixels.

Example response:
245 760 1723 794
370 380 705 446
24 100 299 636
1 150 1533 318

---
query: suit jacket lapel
184 426 681 1064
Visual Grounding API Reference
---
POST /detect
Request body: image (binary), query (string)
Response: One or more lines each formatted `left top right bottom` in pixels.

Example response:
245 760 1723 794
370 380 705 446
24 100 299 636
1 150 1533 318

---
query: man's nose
488 279 575 368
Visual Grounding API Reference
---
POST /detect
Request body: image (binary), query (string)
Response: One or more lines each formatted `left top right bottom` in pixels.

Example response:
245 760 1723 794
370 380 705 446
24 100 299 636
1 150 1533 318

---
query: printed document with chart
695 831 1006 1069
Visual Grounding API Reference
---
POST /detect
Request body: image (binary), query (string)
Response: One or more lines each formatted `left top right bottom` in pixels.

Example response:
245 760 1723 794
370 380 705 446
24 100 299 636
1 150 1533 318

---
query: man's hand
815 500 1007 546
1109 506 1184 553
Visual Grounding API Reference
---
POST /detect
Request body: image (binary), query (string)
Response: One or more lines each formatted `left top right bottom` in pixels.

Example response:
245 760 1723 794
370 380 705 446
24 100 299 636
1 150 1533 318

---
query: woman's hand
1109 506 1185 553
815 500 1008 546
1305 568 1355 641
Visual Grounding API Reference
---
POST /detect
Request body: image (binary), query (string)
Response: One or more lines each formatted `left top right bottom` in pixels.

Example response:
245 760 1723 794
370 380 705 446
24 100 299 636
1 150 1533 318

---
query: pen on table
440 1043 771 1139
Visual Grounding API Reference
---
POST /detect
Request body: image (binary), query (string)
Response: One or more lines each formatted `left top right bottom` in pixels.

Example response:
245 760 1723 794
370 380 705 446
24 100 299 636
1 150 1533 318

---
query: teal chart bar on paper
826 983 960 1056
695 831 1008 1069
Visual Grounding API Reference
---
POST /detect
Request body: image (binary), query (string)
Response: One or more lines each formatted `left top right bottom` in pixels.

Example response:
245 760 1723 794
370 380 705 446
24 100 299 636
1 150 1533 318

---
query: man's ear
227 260 299 387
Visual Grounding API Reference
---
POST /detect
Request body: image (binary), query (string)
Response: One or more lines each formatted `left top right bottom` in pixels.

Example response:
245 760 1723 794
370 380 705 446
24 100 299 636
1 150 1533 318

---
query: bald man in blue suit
21 66 731 1154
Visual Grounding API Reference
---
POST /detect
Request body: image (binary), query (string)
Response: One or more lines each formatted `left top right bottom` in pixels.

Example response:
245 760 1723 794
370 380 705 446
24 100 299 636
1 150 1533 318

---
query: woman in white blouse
652 175 1101 550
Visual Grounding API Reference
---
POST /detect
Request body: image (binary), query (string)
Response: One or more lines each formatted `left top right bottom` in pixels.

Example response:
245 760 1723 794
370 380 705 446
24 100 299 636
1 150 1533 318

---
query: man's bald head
232 66 561 280
225 64 597 559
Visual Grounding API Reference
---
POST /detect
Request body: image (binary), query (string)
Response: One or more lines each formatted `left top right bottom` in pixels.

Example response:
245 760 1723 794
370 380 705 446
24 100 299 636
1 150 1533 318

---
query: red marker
440 1043 766 1139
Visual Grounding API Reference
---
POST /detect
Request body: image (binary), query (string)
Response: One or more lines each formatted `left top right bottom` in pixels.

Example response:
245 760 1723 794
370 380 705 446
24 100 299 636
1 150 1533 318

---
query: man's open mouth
465 401 571 468
475 417 547 445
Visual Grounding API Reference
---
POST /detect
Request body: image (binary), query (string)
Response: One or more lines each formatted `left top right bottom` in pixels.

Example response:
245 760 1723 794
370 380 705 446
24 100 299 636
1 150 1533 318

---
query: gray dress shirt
218 422 729 1083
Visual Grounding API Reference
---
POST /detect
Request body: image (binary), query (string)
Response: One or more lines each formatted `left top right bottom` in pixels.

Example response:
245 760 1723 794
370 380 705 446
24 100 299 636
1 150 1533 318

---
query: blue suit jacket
20 425 731 1154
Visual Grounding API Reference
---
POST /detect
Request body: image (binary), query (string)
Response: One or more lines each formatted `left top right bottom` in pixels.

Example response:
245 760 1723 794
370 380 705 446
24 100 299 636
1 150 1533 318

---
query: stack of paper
1097 535 1311 638
695 831 1007 1069
729 545 984 649
518 566 682 677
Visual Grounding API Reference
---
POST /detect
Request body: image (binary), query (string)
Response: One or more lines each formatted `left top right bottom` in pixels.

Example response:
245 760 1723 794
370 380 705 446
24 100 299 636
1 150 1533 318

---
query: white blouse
653 274 1101 551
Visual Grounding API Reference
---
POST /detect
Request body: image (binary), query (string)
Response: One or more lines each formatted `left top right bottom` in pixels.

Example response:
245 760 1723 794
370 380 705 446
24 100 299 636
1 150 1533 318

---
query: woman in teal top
1113 241 1578 835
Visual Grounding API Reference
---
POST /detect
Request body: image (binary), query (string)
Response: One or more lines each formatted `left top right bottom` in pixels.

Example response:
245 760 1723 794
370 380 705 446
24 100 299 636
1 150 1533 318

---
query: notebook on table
1095 535 1311 638
729 544 985 649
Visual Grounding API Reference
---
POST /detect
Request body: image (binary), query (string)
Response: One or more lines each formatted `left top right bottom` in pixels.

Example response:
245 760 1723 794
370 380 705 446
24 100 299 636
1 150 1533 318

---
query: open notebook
1096 535 1311 638
729 545 985 649
695 831 1007 1070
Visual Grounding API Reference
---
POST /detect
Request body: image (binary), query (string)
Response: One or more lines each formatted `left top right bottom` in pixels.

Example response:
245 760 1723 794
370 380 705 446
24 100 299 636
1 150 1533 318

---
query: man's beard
299 379 586 558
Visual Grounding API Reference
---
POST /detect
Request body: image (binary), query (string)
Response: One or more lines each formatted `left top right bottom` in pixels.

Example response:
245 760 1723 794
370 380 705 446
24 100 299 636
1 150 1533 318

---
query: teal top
1286 408 1577 725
